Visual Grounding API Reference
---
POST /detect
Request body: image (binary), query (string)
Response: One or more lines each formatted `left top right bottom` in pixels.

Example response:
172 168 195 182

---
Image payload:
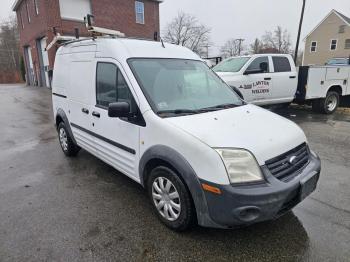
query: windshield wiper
201 103 242 111
157 109 200 116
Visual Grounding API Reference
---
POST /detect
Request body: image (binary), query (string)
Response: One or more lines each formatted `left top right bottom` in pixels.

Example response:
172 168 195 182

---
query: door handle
264 77 271 80
81 108 89 114
92 111 100 118
289 76 296 79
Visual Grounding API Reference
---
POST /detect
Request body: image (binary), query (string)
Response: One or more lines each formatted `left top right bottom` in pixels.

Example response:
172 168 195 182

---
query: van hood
165 104 307 165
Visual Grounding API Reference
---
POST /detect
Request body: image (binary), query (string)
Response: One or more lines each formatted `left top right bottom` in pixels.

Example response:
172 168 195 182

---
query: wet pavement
0 84 349 262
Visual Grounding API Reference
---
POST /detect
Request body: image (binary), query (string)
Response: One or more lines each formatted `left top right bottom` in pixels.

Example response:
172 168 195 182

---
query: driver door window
96 62 135 110
246 57 270 73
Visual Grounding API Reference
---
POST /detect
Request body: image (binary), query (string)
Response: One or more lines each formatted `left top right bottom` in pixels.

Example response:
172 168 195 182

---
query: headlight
215 149 264 184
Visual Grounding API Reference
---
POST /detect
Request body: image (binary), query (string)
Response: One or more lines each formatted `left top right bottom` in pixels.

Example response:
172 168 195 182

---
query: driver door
91 59 141 182
241 56 273 105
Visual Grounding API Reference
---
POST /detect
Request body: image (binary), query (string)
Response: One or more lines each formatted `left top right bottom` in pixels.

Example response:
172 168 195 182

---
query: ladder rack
46 14 125 51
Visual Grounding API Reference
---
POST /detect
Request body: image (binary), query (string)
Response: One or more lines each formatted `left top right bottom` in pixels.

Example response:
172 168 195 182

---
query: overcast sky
1 0 349 55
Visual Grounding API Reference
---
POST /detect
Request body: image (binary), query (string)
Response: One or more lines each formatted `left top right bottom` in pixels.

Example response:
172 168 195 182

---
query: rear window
272 57 291 72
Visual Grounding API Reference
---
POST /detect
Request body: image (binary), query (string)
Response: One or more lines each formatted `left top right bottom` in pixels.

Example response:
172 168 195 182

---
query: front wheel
147 166 196 231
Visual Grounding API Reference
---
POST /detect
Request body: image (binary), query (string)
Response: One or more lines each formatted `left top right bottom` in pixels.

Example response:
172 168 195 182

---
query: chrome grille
266 143 309 182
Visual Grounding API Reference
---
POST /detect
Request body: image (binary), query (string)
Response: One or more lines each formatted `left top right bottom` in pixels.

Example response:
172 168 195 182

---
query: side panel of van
67 54 97 154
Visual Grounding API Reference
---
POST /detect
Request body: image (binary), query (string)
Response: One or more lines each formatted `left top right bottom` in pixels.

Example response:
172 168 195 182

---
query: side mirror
108 102 130 118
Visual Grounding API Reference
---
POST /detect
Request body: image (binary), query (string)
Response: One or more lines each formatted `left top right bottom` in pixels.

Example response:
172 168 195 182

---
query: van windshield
128 59 244 116
213 57 250 73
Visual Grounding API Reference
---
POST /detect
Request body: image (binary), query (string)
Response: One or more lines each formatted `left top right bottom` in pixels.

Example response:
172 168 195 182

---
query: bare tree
162 12 211 56
0 16 20 71
261 26 293 54
220 39 244 58
250 38 263 54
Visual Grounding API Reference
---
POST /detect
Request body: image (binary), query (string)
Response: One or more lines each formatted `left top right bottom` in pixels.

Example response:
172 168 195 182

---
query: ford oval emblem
289 156 297 165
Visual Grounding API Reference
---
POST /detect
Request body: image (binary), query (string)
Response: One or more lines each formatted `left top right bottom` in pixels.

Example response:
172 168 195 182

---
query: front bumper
199 152 321 228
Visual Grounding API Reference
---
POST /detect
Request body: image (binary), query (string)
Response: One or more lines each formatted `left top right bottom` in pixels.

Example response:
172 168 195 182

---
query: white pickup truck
214 54 350 114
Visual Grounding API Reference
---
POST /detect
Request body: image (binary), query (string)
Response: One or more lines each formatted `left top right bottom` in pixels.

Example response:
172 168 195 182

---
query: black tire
57 122 80 157
147 166 196 231
317 91 340 114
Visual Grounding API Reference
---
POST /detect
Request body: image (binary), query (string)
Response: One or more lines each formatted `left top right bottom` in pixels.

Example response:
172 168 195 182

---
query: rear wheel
313 91 339 114
57 122 80 157
147 166 196 231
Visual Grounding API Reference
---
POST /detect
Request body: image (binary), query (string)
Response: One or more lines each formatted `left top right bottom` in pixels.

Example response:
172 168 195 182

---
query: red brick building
12 0 163 87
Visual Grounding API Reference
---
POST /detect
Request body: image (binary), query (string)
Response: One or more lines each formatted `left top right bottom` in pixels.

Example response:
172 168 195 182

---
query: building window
135 1 145 24
34 0 39 15
345 39 350 49
59 0 91 21
310 41 317 52
330 39 337 50
26 0 31 23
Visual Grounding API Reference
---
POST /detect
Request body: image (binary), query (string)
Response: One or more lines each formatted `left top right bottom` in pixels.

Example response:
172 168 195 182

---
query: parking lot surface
0 84 349 261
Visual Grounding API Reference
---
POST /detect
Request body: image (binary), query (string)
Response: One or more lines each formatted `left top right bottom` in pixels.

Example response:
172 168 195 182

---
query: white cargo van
52 37 321 230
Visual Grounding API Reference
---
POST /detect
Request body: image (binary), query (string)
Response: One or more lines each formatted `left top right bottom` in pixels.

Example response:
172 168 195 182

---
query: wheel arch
55 108 77 145
327 85 343 96
139 145 221 227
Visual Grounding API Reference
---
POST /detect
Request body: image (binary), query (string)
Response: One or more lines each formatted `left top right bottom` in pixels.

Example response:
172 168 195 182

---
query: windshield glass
213 57 250 72
327 58 349 65
128 59 244 116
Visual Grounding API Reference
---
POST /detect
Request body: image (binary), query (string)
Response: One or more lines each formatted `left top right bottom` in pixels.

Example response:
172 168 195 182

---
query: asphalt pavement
0 84 349 261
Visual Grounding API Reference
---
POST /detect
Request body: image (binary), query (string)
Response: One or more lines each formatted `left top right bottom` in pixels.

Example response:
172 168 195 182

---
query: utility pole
294 0 306 64
236 39 245 56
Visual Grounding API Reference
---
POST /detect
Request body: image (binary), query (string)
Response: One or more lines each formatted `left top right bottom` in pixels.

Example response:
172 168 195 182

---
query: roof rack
84 14 125 38
46 14 125 51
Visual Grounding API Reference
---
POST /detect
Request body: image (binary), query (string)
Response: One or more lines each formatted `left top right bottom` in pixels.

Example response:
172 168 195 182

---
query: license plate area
300 172 319 200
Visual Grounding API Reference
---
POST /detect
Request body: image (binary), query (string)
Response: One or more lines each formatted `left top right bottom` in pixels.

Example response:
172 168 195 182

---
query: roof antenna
160 38 165 48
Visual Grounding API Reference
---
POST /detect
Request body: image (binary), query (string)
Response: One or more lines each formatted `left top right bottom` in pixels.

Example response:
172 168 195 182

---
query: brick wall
15 0 160 85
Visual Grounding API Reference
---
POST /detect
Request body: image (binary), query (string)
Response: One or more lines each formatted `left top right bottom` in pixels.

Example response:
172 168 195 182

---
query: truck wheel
57 122 80 157
318 91 340 114
147 166 196 231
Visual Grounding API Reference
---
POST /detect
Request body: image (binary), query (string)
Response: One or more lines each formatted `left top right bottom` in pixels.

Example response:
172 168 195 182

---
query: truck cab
213 54 298 106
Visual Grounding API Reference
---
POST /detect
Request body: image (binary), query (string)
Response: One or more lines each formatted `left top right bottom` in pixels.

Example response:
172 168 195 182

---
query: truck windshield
213 57 250 73
128 59 244 116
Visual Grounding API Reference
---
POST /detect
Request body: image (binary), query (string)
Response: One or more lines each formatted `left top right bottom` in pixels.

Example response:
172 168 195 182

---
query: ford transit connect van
52 37 321 231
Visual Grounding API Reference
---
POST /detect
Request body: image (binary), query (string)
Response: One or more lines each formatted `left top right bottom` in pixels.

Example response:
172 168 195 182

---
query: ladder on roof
46 14 125 51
